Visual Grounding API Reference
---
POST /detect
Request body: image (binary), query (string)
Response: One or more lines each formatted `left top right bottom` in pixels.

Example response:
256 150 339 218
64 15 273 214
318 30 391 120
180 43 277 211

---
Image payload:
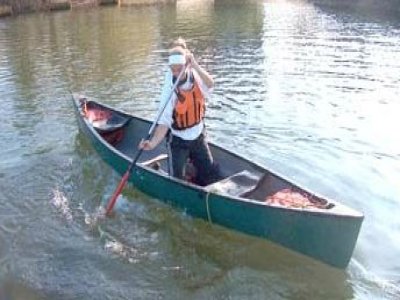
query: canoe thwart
205 170 264 198
139 153 168 169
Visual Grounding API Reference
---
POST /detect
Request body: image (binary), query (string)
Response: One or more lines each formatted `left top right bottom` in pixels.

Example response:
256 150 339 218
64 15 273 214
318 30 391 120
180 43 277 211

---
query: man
139 44 218 185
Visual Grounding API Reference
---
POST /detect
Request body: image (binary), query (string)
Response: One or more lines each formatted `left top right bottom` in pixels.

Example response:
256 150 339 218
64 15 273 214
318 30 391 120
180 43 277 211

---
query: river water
0 0 399 299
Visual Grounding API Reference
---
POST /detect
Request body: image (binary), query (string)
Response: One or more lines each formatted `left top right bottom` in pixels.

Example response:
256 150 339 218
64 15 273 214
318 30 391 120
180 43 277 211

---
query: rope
205 191 212 224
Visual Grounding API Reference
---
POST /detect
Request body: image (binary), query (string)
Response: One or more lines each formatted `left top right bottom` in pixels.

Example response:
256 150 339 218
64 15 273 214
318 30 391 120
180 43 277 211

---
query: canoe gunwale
137 164 362 223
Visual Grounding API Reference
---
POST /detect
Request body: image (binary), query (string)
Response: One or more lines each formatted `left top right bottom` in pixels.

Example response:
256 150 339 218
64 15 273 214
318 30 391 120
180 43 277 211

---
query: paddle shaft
105 65 188 216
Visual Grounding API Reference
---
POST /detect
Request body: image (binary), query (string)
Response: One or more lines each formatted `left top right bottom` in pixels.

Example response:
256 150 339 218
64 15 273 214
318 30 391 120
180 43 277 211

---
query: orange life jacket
172 79 205 130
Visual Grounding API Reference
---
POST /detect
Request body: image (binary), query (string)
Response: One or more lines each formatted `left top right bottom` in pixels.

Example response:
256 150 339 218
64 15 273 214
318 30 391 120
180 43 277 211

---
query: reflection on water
0 279 45 300
0 0 399 299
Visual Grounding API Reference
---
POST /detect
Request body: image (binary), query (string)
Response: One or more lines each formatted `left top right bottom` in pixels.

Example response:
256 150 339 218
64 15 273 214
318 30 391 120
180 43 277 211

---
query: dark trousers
169 131 218 186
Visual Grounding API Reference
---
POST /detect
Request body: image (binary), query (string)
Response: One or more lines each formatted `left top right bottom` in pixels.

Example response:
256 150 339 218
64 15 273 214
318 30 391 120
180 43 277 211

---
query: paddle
105 64 188 216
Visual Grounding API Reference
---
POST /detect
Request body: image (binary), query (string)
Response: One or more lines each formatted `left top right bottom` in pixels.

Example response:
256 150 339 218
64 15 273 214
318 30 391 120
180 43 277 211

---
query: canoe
71 94 364 269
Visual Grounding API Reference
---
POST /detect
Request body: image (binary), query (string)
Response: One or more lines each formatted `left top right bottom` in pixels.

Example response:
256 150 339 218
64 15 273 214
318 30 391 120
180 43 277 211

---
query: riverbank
0 4 12 17
0 0 176 17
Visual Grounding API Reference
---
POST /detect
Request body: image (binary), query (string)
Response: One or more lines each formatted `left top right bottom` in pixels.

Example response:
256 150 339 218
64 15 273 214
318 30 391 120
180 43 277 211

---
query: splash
102 231 151 264
50 188 73 222
104 240 141 264
97 224 155 264
84 206 106 229
350 259 400 300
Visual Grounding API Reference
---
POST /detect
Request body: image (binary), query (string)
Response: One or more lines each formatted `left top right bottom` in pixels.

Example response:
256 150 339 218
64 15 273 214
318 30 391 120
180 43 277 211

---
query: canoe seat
80 98 131 133
93 114 131 133
205 170 264 198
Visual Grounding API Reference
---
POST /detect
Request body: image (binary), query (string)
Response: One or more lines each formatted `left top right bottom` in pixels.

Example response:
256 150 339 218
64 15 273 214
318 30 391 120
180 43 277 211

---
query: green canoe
72 94 363 269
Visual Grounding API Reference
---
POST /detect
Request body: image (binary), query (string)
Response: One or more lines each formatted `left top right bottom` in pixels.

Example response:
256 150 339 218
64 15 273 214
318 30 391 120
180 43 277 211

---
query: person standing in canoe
139 39 219 186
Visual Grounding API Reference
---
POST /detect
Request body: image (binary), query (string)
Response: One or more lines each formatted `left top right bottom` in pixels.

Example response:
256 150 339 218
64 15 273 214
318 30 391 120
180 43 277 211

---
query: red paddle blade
105 171 131 216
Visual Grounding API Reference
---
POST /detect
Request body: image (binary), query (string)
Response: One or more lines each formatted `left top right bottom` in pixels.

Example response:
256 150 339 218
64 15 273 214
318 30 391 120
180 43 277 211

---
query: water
0 0 399 299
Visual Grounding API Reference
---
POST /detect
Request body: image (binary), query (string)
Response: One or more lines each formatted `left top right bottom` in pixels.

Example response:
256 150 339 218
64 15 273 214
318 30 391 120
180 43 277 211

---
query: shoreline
0 0 176 17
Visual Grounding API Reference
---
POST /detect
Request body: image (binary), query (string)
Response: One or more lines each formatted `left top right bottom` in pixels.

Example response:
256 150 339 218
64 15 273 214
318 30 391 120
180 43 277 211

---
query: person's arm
186 51 214 89
139 124 169 150
139 70 174 151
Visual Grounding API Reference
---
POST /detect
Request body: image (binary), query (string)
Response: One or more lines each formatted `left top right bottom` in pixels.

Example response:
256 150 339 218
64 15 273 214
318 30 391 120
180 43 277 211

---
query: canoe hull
72 95 363 269
134 167 362 268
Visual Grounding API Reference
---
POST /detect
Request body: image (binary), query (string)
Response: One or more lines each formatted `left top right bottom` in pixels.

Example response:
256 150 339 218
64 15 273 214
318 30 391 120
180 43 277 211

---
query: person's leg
190 133 218 186
170 135 190 180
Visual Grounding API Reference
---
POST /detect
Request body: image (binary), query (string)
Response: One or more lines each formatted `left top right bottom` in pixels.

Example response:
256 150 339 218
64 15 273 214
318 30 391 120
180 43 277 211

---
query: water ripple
0 1 399 299
50 187 73 222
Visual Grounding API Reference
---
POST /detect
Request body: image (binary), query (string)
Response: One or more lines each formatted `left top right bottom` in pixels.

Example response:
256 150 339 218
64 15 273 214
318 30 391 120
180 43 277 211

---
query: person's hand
185 50 198 68
139 139 154 151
